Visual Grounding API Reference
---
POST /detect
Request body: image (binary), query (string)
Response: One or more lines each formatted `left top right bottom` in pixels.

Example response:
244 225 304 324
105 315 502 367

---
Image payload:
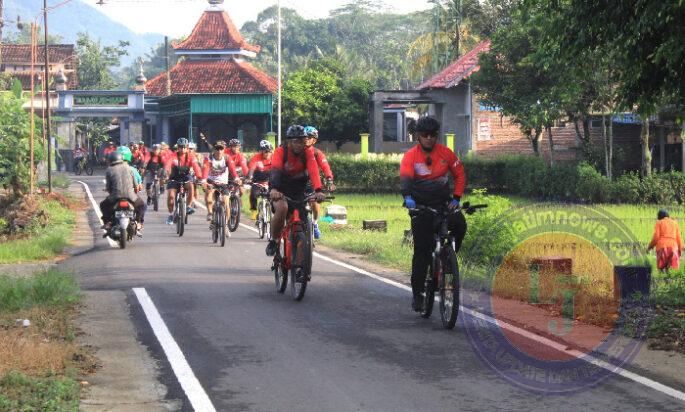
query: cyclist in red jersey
399 116 467 312
265 125 325 257
140 144 166 204
163 138 203 225
247 140 274 220
304 126 335 239
225 139 249 177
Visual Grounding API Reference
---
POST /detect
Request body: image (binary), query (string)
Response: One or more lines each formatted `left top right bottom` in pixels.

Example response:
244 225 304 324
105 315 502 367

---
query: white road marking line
133 288 217 412
77 180 118 248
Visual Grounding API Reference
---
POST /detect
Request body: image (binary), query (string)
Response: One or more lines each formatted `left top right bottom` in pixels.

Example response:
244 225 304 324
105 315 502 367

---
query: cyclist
163 138 203 225
247 140 274 220
399 116 466 312
102 141 116 164
304 126 335 239
138 140 149 159
72 145 87 171
160 142 172 163
225 139 249 178
201 140 240 224
141 144 165 205
116 146 147 231
188 141 203 205
265 125 326 258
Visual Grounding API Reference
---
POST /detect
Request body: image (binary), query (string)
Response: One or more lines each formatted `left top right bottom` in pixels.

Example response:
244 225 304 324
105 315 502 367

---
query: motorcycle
106 199 138 249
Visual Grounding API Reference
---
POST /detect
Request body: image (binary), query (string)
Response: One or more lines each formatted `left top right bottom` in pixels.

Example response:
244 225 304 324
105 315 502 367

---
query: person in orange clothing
400 116 467 312
647 209 683 271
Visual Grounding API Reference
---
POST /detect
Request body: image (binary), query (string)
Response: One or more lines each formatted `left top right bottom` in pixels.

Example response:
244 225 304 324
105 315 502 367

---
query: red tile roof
1 44 76 64
418 40 491 90
145 59 276 96
173 10 260 54
9 70 79 90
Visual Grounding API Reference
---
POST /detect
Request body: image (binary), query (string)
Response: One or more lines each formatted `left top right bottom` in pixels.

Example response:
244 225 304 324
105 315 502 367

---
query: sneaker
250 210 258 220
265 240 278 256
206 214 212 222
146 197 151 206
166 215 174 225
313 223 321 240
136 222 143 231
187 207 196 215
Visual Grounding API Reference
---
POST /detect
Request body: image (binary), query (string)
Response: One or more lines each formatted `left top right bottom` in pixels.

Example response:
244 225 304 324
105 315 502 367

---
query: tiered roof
172 10 260 54
145 60 276 96
418 41 491 90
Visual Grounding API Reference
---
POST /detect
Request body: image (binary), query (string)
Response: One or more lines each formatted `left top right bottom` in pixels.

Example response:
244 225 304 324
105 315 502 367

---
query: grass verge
0 270 90 411
0 196 77 264
38 173 71 190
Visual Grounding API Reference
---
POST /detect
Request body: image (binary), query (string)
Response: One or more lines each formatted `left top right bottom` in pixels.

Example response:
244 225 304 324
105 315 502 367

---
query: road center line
76 180 118 248
133 288 217 412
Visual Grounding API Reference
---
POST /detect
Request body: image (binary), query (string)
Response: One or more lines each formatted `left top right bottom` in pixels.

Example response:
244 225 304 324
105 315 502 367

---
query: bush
575 162 612 203
327 154 400 192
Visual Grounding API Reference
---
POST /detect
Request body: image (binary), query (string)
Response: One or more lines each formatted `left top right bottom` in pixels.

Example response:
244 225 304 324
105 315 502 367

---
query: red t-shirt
399 143 466 204
270 146 322 192
163 151 202 180
248 152 273 182
224 149 248 176
313 148 333 180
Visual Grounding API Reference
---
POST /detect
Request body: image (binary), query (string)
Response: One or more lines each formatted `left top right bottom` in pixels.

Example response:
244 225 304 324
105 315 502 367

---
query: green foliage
282 60 374 142
10 80 23 99
0 370 79 412
0 94 45 197
0 270 81 313
326 153 400 192
76 32 129 90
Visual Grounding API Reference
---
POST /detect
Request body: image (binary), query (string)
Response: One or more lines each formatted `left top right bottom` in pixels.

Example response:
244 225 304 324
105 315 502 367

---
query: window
590 119 603 129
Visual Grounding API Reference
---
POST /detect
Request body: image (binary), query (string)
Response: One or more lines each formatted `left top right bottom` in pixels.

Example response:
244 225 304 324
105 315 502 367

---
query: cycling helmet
259 140 273 152
152 144 161 151
176 138 189 147
139 140 145 145
188 142 197 150
116 146 133 163
414 116 440 136
228 138 241 147
304 126 319 139
108 151 123 165
286 125 307 139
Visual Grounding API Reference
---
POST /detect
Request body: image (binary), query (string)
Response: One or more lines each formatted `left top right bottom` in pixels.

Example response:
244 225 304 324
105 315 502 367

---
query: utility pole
164 36 171 96
43 0 52 193
0 0 4 66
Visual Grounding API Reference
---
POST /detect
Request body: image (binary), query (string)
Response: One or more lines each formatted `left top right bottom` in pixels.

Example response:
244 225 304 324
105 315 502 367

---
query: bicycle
147 171 162 212
74 156 93 176
272 192 334 301
227 181 242 233
171 180 188 237
409 202 487 329
254 183 272 240
208 182 229 247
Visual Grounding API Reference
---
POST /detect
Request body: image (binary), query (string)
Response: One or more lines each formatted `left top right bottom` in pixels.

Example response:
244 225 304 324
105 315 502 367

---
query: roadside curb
63 181 95 257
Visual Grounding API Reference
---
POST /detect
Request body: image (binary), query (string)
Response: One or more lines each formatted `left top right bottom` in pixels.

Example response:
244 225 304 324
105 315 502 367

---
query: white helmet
188 142 197 150
259 140 273 152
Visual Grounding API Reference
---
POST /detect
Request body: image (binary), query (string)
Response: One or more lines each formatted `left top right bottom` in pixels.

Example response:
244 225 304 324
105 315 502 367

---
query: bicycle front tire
439 246 460 329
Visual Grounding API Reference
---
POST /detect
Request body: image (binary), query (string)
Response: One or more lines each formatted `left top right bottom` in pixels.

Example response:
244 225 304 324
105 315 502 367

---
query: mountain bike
208 182 229 247
272 192 333 301
74 156 93 176
147 171 162 212
409 202 487 329
254 182 271 240
172 181 188 237
227 181 241 233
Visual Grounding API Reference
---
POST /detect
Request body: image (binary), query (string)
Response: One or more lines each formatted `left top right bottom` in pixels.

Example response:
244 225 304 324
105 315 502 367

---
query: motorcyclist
100 151 136 231
117 146 147 231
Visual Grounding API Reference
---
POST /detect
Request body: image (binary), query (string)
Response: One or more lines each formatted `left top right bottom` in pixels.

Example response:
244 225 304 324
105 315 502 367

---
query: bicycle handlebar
409 202 488 216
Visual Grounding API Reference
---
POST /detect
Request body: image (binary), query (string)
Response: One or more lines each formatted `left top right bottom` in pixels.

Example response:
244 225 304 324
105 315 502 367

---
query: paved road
63 174 684 411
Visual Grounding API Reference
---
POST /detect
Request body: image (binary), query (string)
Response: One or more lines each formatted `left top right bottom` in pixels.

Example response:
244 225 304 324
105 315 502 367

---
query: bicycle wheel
228 194 240 232
86 161 94 176
218 203 226 247
439 246 460 329
290 230 310 301
74 163 82 176
257 205 265 239
211 204 219 244
177 197 186 237
152 182 159 212
274 241 288 293
421 255 437 318
265 205 272 242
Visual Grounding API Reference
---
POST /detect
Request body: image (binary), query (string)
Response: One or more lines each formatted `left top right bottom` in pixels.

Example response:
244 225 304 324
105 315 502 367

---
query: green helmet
116 146 133 162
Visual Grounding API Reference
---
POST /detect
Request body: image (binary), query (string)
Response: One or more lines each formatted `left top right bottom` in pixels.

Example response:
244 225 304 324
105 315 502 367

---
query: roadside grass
0 197 76 264
38 173 71 190
0 270 89 411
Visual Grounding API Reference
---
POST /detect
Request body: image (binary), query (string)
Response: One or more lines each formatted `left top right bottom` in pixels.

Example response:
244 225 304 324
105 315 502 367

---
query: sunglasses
213 146 225 151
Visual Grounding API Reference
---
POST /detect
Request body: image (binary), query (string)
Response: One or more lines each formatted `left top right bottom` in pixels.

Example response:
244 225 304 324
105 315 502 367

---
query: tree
75 32 129 90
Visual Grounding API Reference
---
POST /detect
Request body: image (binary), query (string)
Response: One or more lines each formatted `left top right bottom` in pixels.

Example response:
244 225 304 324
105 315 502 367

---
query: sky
80 0 434 37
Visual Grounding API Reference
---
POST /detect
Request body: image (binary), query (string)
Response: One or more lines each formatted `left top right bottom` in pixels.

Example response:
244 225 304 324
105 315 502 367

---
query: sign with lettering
477 117 491 141
73 95 128 107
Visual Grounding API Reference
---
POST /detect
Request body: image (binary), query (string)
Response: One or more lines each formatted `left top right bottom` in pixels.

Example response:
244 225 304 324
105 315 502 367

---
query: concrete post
129 120 144 144
659 125 666 172
265 131 276 148
371 100 384 153
360 133 369 159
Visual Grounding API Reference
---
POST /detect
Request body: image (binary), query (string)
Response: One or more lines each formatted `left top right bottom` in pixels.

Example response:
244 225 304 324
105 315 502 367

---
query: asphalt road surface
62 174 684 411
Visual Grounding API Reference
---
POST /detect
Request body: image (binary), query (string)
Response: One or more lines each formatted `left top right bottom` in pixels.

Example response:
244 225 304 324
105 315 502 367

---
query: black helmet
176 138 189 147
286 125 307 139
415 116 440 136
228 138 241 147
108 151 123 164
658 209 669 220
